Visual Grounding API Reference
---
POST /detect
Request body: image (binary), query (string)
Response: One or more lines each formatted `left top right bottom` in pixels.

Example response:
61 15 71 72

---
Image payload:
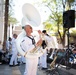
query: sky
13 0 50 26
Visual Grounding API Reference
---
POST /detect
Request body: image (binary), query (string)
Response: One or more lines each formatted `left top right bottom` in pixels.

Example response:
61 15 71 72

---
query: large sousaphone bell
16 3 45 58
22 3 41 27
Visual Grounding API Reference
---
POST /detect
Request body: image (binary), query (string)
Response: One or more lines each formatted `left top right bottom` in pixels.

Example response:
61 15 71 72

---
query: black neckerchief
26 36 35 45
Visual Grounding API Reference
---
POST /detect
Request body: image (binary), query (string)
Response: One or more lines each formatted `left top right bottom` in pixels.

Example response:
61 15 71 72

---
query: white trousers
40 51 47 68
9 50 18 65
24 58 38 75
21 56 26 63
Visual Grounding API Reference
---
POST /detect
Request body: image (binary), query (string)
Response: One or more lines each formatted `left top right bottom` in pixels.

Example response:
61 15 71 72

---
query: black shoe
22 62 26 64
14 64 20 66
9 65 14 67
42 67 47 70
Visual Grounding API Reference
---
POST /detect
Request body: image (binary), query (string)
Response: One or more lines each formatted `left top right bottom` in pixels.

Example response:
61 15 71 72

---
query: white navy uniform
40 35 50 69
20 36 38 75
21 55 26 63
9 38 18 65
40 50 47 68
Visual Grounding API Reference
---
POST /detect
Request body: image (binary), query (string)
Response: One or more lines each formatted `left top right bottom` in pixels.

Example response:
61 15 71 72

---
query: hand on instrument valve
36 38 42 47
29 39 42 53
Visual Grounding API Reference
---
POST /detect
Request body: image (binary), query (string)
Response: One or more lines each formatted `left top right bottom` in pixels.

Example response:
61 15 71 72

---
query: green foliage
65 0 75 10
8 15 18 25
68 0 75 3
70 29 76 37
8 0 18 26
43 21 53 31
42 0 63 33
36 0 76 45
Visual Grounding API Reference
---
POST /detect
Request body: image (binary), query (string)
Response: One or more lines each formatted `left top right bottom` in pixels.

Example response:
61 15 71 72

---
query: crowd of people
0 34 26 65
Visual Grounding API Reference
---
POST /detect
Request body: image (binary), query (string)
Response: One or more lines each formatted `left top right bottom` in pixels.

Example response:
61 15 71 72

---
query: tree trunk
3 0 9 51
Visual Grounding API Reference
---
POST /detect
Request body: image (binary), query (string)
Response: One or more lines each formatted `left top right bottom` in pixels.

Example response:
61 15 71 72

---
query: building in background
12 25 22 36
0 0 4 45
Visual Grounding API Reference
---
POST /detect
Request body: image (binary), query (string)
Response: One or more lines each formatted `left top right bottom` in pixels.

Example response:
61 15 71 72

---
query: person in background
6 37 12 50
39 30 48 70
9 34 19 67
6 37 12 57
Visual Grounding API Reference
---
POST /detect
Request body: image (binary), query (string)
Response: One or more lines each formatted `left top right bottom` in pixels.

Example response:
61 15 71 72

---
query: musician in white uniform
40 30 58 70
20 25 42 75
40 30 50 70
9 34 18 66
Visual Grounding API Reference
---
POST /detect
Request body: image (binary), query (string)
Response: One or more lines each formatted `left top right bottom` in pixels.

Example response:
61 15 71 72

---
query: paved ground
0 64 76 75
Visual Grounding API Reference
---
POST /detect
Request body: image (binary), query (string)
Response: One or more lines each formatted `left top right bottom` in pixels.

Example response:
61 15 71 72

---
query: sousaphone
16 3 46 58
22 3 41 27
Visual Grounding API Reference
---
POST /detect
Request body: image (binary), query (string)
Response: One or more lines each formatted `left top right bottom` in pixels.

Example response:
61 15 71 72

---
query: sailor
40 30 48 70
20 25 42 75
40 30 58 70
9 34 19 66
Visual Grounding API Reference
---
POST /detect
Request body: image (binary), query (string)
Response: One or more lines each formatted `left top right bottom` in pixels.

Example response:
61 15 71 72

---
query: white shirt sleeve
44 35 58 49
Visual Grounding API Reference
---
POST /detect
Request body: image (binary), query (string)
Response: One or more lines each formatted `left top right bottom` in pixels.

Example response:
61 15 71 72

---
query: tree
3 0 9 51
8 16 18 25
37 0 75 46
41 0 64 45
8 0 18 26
3 0 18 51
65 0 75 10
43 21 53 31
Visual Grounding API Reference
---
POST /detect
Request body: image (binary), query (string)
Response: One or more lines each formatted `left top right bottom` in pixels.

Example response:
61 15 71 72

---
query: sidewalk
0 64 76 75
0 64 46 75
0 64 21 75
